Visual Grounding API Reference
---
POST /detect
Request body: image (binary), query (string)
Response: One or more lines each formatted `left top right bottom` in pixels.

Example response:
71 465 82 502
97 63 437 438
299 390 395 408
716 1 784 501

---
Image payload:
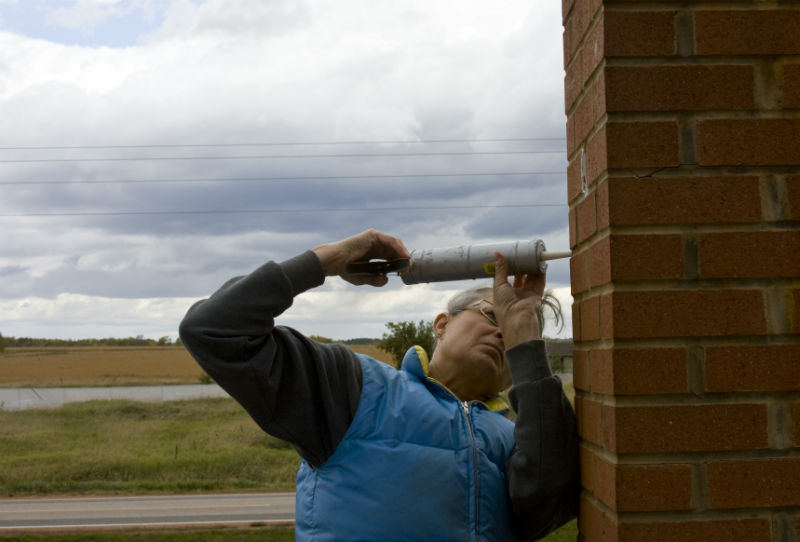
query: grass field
0 522 579 541
0 398 298 496
0 347 203 387
0 396 578 541
0 527 297 542
0 345 577 540
0 345 393 387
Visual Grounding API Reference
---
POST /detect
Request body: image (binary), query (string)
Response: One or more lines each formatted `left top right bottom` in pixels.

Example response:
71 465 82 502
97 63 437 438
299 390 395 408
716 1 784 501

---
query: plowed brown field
0 344 392 386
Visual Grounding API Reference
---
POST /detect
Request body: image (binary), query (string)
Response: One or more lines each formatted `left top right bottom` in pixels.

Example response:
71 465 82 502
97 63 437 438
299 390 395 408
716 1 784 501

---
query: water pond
0 384 229 411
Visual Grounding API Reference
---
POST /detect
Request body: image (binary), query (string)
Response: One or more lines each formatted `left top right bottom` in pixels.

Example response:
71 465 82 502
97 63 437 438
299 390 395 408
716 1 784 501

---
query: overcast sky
0 0 572 342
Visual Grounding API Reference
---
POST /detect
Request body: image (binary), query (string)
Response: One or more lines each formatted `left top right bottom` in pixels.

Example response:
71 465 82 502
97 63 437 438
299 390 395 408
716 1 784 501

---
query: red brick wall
563 1 800 540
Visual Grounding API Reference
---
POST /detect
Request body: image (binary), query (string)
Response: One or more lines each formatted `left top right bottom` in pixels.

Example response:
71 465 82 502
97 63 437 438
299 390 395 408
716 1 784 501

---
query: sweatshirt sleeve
504 340 580 541
178 250 363 468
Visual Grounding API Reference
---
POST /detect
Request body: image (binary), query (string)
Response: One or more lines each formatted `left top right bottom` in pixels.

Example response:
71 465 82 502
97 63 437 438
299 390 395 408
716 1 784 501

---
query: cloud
45 1 127 33
0 0 572 340
1 293 197 339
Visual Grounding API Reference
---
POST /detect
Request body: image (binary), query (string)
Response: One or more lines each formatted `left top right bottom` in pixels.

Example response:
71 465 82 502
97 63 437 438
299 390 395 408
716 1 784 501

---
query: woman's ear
433 312 449 339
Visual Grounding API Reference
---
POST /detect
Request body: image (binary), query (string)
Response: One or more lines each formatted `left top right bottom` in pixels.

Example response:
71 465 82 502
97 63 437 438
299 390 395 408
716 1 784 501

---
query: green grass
0 527 296 541
547 519 578 542
0 396 578 540
0 522 577 541
0 398 299 496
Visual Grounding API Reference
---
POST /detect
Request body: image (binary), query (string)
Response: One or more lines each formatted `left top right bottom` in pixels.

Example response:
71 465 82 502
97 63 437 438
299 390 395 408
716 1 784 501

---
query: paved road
0 493 295 530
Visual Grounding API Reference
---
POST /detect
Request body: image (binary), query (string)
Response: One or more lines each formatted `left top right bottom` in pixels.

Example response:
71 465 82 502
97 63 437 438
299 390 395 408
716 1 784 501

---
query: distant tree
157 336 173 346
376 320 434 369
0 332 4 353
342 337 378 345
310 335 335 343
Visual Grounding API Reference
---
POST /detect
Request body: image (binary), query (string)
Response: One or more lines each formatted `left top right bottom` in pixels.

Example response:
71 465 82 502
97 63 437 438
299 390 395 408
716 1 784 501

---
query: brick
698 119 800 166
579 444 594 492
568 207 577 249
610 289 767 339
577 397 604 446
794 289 800 334
592 453 617 509
574 77 605 149
571 295 581 336
604 10 676 57
696 10 800 55
615 463 692 512
605 65 754 112
579 294 600 341
570 246 590 295
564 0 593 65
566 112 576 158
609 233 684 281
567 155 582 203
609 0 751 2
593 70 606 122
781 64 800 109
607 121 680 169
578 493 607 542
796 401 800 447
612 403 768 453
699 231 800 279
788 175 800 220
607 176 763 226
599 293 613 340
562 0 576 25
596 177 609 230
585 124 608 185
585 453 693 513
573 348 589 391
589 348 613 395
583 15 604 84
589 235 610 288
617 518 772 542
708 458 800 508
574 86 596 149
608 348 687 395
706 344 800 392
564 57 582 113
576 189 597 244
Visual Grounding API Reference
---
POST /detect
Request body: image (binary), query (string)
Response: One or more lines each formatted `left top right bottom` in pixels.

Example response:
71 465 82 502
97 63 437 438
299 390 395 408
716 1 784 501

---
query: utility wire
0 137 566 151
0 150 564 164
0 171 566 186
0 203 566 218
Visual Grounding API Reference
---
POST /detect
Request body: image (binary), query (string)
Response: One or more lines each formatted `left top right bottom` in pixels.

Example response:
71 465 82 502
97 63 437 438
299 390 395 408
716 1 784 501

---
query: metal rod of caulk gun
539 250 572 262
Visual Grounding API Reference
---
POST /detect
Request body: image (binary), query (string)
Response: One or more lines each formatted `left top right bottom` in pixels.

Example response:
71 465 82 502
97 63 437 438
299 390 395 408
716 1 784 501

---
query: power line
0 171 566 186
0 137 566 151
0 203 566 218
0 150 565 164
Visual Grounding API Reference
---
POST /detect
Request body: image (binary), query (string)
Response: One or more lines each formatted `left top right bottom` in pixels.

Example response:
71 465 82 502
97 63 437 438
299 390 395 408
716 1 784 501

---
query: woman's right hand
312 229 410 287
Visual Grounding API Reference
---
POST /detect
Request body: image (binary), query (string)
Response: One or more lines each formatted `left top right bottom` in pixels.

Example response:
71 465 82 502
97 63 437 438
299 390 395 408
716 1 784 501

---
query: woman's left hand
491 251 545 349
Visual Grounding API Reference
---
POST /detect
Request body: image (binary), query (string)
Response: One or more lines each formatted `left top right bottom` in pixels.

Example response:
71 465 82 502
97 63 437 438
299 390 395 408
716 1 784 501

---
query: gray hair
432 283 564 351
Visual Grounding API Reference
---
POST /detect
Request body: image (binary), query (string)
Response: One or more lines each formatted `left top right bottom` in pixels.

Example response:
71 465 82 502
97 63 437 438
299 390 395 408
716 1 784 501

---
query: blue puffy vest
295 346 519 541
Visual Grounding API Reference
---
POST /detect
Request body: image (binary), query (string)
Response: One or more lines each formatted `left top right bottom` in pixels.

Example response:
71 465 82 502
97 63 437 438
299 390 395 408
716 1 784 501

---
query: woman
179 229 579 541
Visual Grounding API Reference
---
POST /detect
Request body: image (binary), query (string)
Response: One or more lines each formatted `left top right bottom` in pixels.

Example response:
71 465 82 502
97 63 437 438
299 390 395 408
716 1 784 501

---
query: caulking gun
346 240 571 284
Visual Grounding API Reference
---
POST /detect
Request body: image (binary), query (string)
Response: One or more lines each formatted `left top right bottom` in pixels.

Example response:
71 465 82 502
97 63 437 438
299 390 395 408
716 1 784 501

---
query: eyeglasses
466 299 499 327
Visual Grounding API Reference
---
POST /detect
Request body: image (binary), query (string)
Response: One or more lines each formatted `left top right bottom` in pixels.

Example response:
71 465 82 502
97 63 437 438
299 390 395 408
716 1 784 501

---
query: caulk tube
401 239 548 285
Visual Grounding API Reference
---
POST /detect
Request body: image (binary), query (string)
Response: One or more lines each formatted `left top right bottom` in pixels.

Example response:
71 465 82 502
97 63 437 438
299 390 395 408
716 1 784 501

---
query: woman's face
430 296 512 401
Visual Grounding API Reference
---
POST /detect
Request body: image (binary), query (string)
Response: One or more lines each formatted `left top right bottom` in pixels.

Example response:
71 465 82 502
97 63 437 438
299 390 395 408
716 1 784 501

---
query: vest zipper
462 400 480 539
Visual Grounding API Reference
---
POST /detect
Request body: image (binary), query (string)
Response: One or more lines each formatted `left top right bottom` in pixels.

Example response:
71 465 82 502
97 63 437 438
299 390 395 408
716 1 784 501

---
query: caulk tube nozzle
401 239 548 285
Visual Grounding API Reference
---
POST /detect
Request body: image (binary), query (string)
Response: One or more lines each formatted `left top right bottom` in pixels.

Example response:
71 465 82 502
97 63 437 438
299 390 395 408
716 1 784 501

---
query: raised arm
179 230 410 467
492 253 580 540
